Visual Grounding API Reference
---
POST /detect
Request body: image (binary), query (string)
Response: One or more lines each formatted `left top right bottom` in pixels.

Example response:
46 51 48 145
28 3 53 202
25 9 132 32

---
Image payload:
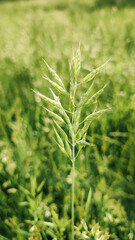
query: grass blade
85 188 92 221
37 179 46 193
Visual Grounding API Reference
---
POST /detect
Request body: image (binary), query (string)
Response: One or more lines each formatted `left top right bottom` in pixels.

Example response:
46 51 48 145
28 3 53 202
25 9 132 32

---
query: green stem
72 137 75 240
71 90 76 240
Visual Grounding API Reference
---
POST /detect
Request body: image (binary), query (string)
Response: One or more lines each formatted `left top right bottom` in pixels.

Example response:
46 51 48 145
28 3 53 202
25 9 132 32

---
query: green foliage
75 221 110 240
0 0 135 239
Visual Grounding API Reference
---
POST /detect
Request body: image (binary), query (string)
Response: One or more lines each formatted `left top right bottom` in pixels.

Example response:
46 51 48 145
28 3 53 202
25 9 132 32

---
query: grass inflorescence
33 48 110 239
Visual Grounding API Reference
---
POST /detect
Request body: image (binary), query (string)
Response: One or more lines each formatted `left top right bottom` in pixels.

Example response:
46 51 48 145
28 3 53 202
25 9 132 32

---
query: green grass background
0 0 135 239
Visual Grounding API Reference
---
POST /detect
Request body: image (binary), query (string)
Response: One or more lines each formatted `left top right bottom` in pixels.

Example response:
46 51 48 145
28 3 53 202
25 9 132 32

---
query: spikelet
82 59 110 84
85 84 108 106
84 109 108 122
50 88 70 124
32 89 63 109
43 76 67 95
43 107 65 124
43 59 64 88
53 125 64 149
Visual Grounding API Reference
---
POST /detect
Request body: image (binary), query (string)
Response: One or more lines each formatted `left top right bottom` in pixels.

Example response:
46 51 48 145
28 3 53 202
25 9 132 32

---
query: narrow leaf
37 179 46 193
85 188 92 220
43 59 64 88
0 235 9 240
19 185 30 195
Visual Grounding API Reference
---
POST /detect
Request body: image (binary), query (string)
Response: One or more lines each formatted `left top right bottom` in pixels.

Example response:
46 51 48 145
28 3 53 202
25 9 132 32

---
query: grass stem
72 139 75 240
71 91 76 240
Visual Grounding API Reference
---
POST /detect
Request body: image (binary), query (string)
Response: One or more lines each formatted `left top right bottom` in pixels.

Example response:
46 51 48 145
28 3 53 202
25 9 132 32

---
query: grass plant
33 48 109 239
0 1 135 239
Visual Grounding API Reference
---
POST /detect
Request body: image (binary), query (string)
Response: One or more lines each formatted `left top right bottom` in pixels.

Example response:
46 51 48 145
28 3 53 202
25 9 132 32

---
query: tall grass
0 0 135 239
33 49 110 239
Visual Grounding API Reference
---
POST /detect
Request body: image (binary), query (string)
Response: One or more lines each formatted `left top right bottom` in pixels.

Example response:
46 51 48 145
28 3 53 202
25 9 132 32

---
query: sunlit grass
0 0 135 239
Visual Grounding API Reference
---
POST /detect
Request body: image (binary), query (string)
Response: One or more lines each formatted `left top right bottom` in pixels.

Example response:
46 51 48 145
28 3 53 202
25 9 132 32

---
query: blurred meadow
0 0 135 239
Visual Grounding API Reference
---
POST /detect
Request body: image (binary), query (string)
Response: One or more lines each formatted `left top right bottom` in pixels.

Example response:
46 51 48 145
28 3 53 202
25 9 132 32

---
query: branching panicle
33 49 110 240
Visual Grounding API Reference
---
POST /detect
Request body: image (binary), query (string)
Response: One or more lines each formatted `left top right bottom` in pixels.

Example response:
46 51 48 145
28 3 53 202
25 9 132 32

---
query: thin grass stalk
71 90 76 240
72 142 75 240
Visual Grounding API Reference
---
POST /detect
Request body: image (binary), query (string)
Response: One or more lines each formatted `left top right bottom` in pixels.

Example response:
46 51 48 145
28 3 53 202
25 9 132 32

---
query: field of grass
0 0 135 239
